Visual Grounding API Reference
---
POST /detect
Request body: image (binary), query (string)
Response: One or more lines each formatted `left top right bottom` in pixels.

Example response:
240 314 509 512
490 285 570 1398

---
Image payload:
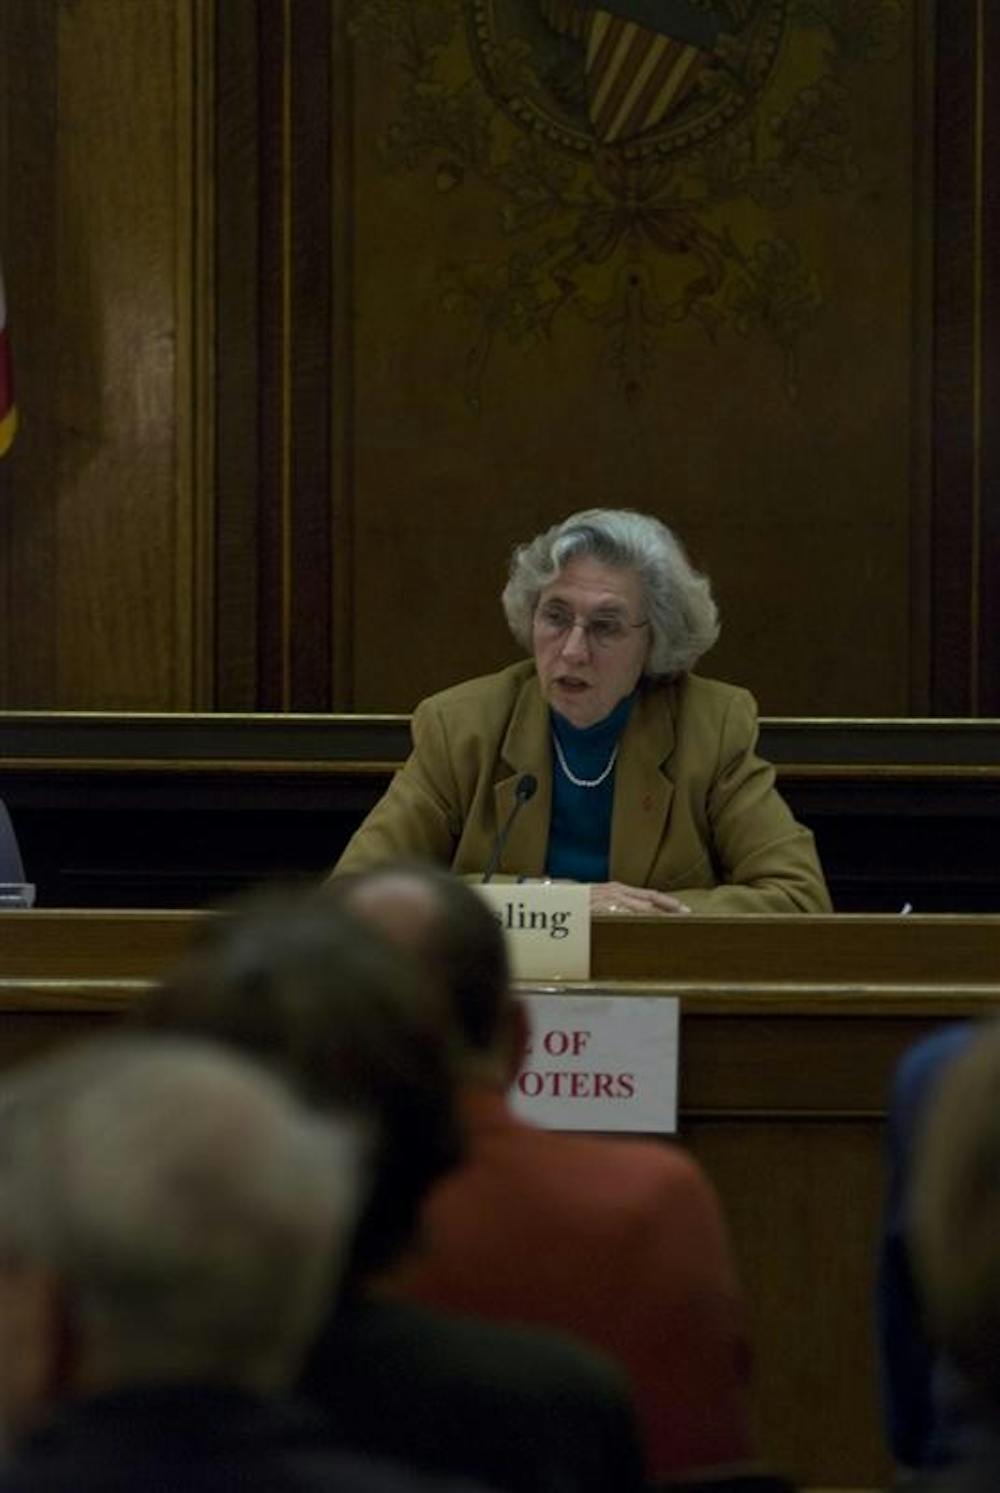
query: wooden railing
1 714 1000 911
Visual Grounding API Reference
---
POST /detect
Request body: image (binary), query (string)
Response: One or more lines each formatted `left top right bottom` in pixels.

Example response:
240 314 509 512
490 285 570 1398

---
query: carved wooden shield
469 0 786 158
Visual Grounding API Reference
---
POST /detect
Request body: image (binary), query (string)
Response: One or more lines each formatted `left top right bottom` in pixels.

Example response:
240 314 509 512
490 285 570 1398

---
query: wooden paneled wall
0 0 211 709
0 1 998 715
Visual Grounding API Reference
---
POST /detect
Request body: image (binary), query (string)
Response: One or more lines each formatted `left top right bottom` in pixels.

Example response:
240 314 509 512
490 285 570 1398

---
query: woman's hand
590 881 691 916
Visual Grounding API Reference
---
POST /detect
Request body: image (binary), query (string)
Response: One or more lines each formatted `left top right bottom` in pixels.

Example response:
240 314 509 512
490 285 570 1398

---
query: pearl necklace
552 735 619 789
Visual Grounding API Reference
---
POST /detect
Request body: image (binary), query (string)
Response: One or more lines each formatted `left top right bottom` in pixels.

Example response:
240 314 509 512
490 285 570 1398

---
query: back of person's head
330 862 512 1057
0 1035 358 1421
913 1020 1000 1411
139 886 462 1280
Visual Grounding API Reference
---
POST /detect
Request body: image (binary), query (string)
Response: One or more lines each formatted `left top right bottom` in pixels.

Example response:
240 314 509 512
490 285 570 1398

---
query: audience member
878 1023 979 1472
0 1034 468 1492
140 888 646 1493
907 1021 1000 1493
331 863 754 1483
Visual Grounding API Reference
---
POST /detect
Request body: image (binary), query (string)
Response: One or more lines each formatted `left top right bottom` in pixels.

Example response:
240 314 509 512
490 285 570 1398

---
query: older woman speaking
335 509 831 914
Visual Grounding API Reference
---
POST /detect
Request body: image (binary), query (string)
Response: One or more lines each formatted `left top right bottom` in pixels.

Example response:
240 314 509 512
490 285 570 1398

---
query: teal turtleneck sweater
545 692 635 883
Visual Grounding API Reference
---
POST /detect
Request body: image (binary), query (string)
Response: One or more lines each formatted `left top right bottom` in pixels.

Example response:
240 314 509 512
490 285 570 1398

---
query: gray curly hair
501 509 720 677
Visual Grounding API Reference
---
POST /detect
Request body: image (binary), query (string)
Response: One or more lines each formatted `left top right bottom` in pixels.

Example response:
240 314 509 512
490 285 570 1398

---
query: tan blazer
335 661 832 913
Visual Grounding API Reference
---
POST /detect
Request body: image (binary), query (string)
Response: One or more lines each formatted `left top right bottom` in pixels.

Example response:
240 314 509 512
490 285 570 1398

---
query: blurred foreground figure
0 1035 465 1493
142 889 645 1493
878 1025 979 1472
909 1022 1000 1493
333 863 754 1484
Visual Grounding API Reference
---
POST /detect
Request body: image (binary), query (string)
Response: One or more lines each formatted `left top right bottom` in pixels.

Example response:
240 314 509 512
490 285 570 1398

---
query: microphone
482 774 538 884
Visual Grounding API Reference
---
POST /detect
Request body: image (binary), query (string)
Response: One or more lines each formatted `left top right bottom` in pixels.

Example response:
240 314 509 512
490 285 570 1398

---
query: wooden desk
3 910 1000 1485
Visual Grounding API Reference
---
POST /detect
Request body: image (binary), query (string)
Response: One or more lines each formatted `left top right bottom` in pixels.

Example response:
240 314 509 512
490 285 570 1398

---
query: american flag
0 264 14 456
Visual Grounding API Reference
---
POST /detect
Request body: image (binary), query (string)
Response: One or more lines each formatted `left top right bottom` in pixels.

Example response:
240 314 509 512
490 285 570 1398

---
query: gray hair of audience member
0 1036 360 1393
912 1022 1000 1410
331 862 512 1057
501 508 720 677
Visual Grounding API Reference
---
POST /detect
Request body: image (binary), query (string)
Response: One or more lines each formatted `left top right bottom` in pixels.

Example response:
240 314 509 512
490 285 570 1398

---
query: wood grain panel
287 0 334 710
55 0 177 704
251 0 335 711
255 0 290 709
202 0 1000 719
689 1120 890 1487
929 1 1000 713
213 0 261 709
976 0 1000 712
931 1 979 712
2 0 998 718
0 0 207 709
330 0 358 709
336 2 930 715
592 913 1000 987
0 0 60 703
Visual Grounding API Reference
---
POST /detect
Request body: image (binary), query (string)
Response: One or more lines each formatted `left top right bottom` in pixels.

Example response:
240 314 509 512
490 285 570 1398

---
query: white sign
509 992 679 1133
474 883 590 980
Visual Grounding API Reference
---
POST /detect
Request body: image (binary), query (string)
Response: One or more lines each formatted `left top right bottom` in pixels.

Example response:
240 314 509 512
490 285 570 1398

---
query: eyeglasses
534 601 649 651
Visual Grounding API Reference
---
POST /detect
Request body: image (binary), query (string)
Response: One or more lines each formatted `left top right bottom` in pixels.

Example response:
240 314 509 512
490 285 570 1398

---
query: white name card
509 992 679 1133
474 883 591 980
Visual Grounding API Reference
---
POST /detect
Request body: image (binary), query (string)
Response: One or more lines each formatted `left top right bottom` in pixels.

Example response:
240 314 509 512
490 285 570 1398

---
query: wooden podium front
3 909 1000 1486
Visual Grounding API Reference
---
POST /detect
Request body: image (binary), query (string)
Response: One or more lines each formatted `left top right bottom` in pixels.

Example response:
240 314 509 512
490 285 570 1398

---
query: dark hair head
330 862 512 1055
137 884 462 1283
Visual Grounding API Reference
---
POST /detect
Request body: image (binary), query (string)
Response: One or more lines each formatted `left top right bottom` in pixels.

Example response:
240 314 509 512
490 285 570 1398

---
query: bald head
348 871 442 960
332 864 512 1059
